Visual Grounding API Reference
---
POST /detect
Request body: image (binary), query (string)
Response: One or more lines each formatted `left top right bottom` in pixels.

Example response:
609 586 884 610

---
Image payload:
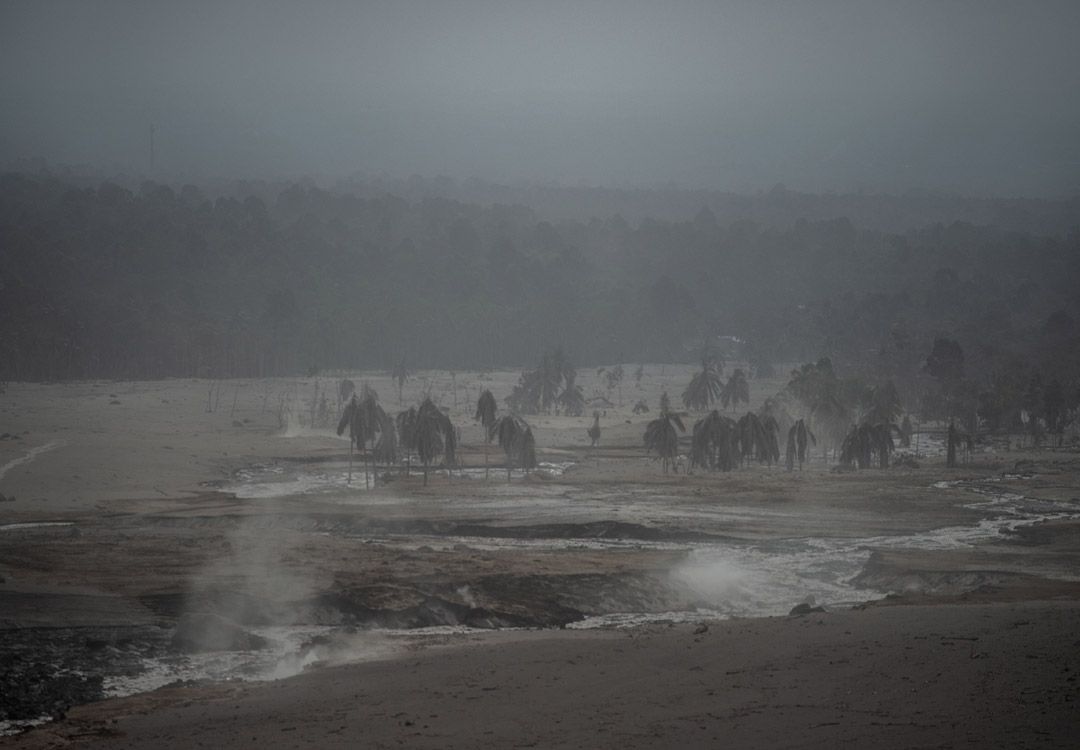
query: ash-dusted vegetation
1 171 1078 397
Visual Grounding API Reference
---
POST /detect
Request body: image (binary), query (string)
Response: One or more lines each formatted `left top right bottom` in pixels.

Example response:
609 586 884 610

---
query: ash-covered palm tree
785 419 816 471
840 423 876 469
737 412 780 466
644 408 686 473
357 391 390 488
690 410 738 473
682 358 724 412
415 398 457 486
474 389 498 479
840 421 899 469
337 390 391 488
519 424 537 475
761 415 781 463
721 369 750 412
490 414 534 480
787 358 848 461
506 348 576 415
372 409 398 469
689 416 712 473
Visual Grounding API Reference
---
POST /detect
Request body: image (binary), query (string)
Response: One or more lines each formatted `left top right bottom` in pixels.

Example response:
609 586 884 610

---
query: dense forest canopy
1 169 1078 394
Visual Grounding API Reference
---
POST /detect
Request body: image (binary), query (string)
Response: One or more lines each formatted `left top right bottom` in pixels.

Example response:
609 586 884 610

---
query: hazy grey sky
2 0 1078 195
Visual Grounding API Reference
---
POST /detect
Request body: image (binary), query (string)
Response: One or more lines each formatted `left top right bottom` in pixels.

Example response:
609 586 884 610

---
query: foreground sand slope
9 601 1078 749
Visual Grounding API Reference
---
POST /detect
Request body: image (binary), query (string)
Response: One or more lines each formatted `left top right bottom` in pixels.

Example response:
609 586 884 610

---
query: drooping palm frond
338 391 392 487
414 398 457 485
357 393 382 445
874 423 900 468
474 389 498 438
644 410 686 473
520 426 537 473
360 382 379 404
689 410 738 472
721 369 750 411
336 394 359 444
840 421 898 469
785 419 817 470
490 414 534 480
682 360 724 411
474 388 498 479
506 359 556 414
736 412 780 466
644 419 678 472
506 348 576 415
372 410 398 465
690 417 711 472
761 415 781 464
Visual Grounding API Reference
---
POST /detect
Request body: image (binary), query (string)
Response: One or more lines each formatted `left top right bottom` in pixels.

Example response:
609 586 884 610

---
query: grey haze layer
2 0 1079 196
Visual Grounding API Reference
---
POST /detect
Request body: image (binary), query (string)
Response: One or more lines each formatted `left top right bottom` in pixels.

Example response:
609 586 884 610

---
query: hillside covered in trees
1 169 1078 392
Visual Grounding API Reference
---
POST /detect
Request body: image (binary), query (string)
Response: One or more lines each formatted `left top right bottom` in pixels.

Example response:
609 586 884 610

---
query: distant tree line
1 171 1078 388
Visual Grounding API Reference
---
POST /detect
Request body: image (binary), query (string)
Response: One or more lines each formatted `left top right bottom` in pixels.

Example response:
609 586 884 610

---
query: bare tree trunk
946 423 957 469
369 440 376 488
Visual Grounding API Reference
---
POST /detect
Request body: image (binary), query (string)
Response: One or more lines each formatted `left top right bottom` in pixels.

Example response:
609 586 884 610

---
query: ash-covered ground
2 375 1079 737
